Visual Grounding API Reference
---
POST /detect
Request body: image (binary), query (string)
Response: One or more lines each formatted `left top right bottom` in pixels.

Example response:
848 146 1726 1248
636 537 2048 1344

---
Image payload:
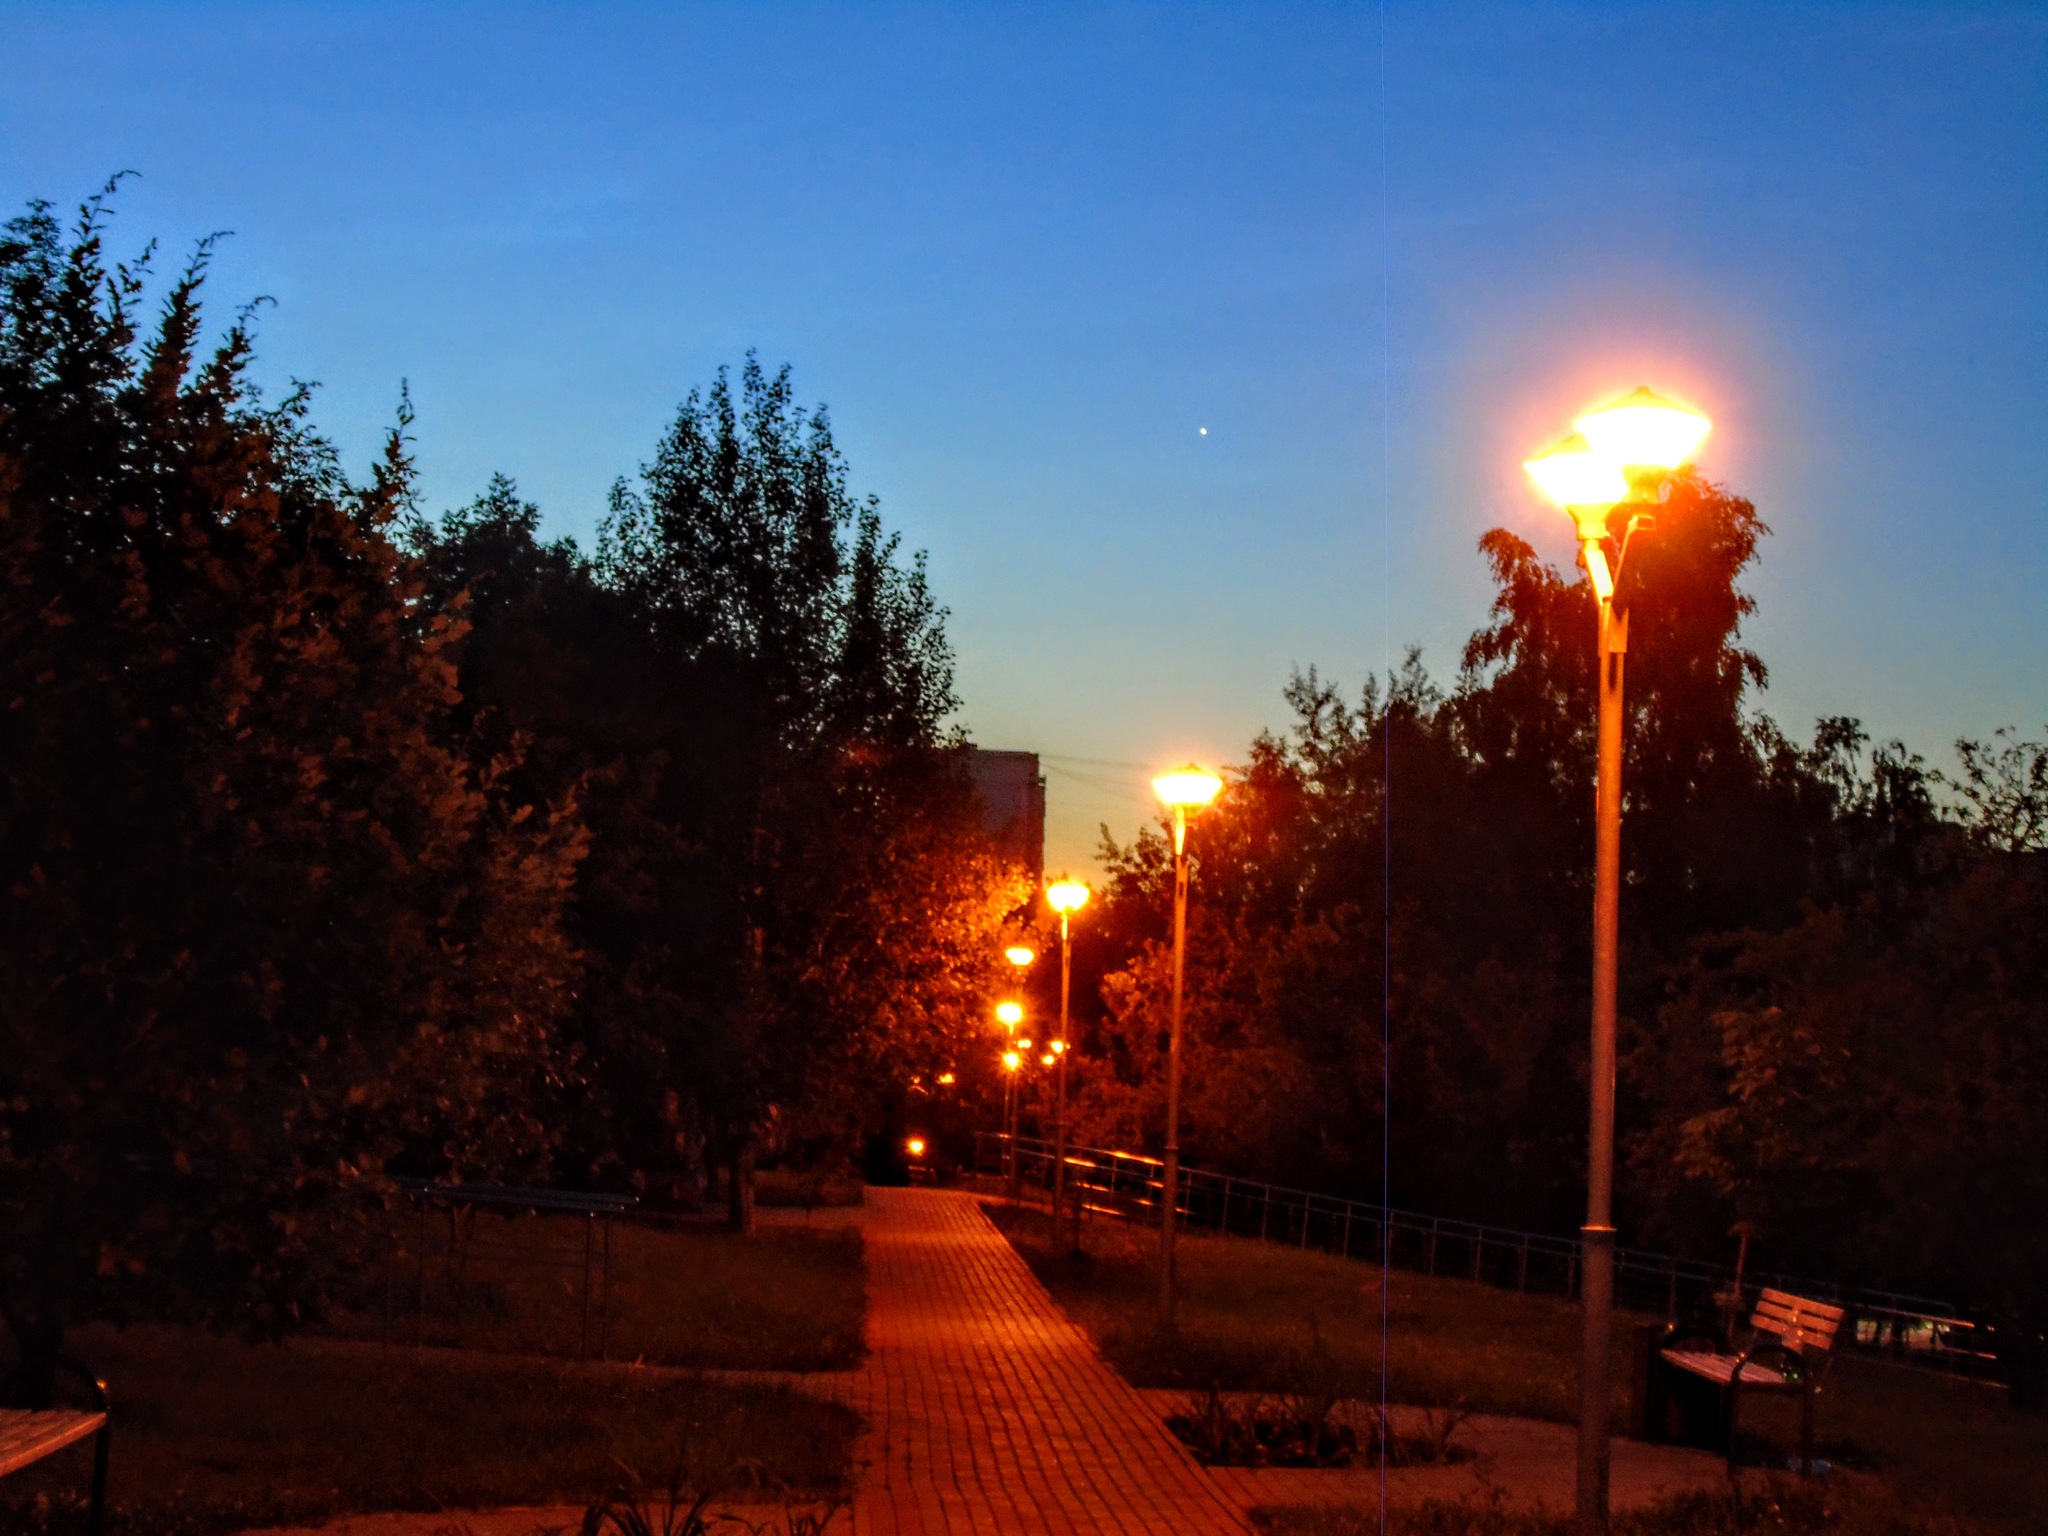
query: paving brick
847 1187 1251 1536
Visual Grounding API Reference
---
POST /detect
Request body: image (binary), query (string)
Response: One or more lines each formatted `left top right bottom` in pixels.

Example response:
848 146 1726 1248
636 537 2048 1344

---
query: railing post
1428 1219 1439 1276
1261 1188 1271 1241
1342 1205 1353 1258
1519 1236 1530 1292
1474 1229 1485 1283
580 1211 595 1361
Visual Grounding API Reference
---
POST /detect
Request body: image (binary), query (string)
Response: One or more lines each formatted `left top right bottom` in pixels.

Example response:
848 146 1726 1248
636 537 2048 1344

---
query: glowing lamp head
1050 1039 1066 1055
1152 765 1224 811
906 1137 926 1158
1574 386 1711 474
1041 1053 1055 1067
1002 1050 1021 1072
936 1071 956 1085
1524 432 1628 517
995 1000 1023 1028
1004 945 1037 968
1046 878 1091 915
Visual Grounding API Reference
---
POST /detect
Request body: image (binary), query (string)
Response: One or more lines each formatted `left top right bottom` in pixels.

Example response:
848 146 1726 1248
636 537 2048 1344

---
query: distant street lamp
1151 763 1224 1325
1524 385 1711 1536
1046 877 1091 1245
1005 944 1038 969
996 1000 1025 1188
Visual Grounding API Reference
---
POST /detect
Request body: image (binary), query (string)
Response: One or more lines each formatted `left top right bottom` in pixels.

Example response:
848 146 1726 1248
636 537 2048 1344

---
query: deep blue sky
3 2 2042 872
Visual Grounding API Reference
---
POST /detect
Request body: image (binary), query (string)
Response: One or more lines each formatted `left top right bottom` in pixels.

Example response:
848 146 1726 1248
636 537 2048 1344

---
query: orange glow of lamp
1574 386 1711 478
1046 879 1090 917
995 1000 1023 1032
1005 944 1037 968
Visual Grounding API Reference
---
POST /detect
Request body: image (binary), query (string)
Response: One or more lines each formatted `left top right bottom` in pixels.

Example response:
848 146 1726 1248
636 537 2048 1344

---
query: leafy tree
417 360 1019 1225
0 190 581 1395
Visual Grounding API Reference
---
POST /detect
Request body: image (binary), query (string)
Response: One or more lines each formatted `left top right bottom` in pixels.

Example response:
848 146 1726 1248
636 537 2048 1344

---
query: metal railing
388 1180 638 1361
976 1132 1996 1377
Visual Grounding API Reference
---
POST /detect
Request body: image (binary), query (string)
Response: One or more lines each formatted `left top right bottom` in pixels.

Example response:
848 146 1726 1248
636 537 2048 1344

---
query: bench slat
1751 1289 1843 1351
1758 1288 1844 1321
0 1408 106 1478
1659 1349 1788 1388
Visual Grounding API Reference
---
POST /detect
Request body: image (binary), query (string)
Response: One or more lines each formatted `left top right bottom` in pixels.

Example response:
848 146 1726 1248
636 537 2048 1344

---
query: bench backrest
1750 1288 1845 1355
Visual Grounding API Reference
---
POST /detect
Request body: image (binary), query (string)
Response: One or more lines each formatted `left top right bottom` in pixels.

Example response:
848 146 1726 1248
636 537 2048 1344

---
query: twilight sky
3 1 2042 874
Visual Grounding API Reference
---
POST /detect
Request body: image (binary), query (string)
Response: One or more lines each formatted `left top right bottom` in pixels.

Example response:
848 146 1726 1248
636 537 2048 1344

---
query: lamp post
995 999 1024 1189
1046 877 1091 1244
1524 385 1711 1536
1151 764 1224 1325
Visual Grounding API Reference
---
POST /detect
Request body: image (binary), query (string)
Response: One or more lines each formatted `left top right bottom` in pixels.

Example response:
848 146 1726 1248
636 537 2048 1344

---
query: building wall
961 745 1045 883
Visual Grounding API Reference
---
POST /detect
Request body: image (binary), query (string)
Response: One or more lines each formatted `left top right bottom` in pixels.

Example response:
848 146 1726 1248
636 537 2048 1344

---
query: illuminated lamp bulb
1046 879 1091 915
1152 765 1224 810
1574 386 1711 474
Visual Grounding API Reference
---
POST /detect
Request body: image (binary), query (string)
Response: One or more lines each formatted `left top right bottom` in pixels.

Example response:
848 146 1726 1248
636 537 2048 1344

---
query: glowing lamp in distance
995 1000 1023 1028
1002 1051 1021 1072
1525 433 1628 513
1574 386 1711 472
1152 765 1224 810
1046 879 1091 915
936 1071 956 1085
1005 945 1037 967
906 1137 926 1158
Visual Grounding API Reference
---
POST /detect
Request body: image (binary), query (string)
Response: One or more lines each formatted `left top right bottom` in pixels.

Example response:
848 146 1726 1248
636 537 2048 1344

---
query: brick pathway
846 1187 1252 1536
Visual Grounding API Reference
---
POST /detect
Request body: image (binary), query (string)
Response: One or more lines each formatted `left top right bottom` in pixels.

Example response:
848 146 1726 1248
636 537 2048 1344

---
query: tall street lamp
1046 877 1091 1244
995 999 1025 1188
1524 385 1711 1536
1151 763 1224 1325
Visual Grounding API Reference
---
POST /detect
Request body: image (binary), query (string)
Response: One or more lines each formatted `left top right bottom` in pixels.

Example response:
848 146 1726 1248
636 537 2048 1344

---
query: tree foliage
1076 470 2047 1323
0 190 584 1391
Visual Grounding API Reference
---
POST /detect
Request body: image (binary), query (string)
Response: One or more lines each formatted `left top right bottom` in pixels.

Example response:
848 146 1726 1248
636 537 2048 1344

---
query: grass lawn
989 1204 2048 1535
987 1201 1636 1425
1250 1478 1967 1536
3 1324 859 1536
333 1212 866 1370
753 1168 868 1209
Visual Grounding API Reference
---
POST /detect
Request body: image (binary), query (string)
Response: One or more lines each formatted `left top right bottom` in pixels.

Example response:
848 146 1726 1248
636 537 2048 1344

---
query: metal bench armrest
50 1359 110 1414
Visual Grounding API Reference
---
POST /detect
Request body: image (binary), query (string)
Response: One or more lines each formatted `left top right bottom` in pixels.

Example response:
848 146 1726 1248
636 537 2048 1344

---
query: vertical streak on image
1376 0 1394 1529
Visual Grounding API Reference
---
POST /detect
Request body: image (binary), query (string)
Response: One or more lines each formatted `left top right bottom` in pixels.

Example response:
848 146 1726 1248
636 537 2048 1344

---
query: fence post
1342 1206 1353 1258
1473 1229 1484 1283
1261 1188 1271 1241
1427 1219 1439 1276
1300 1199 1310 1249
580 1212 595 1361
1667 1258 1679 1322
1519 1236 1530 1292
601 1213 614 1361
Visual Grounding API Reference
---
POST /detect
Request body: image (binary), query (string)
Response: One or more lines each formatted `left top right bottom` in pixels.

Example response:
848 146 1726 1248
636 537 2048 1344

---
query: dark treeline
0 192 1023 1391
1064 470 2046 1329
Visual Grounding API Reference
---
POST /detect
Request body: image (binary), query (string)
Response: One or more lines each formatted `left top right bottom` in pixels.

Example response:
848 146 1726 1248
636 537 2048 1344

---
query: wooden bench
1650 1288 1843 1474
1 1360 109 1534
